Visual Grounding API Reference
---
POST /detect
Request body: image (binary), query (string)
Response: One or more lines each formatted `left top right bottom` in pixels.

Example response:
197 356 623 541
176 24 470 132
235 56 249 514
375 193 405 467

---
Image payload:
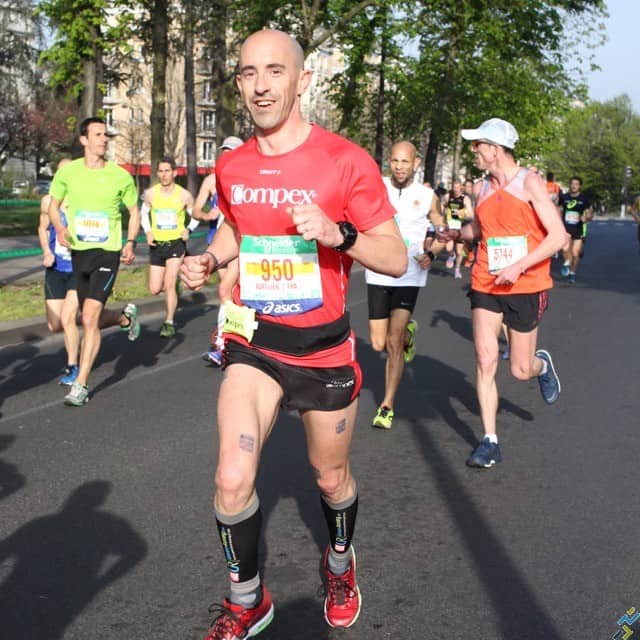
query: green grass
0 266 151 323
0 265 219 323
0 205 41 236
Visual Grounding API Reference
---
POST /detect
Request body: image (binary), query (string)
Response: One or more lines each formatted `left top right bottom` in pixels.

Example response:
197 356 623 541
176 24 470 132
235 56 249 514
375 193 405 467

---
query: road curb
0 285 219 349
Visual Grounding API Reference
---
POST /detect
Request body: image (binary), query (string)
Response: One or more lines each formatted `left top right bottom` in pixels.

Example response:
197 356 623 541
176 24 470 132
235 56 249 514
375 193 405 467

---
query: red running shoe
203 586 274 639
322 546 362 628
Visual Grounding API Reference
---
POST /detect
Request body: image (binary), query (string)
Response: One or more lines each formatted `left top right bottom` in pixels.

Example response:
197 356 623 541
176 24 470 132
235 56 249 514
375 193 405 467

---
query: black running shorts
223 340 362 412
564 223 585 240
468 289 549 333
149 239 187 266
367 284 420 320
71 249 120 305
44 268 76 300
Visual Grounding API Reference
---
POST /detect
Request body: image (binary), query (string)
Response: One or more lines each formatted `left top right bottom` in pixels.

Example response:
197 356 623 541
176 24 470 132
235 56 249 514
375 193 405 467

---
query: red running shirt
216 124 395 367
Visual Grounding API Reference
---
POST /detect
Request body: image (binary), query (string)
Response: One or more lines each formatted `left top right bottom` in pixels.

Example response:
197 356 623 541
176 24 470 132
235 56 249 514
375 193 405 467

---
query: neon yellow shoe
404 319 418 363
372 406 394 430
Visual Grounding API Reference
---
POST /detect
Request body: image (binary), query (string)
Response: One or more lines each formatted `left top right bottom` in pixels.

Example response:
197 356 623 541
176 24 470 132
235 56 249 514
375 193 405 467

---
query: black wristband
426 250 435 262
204 250 220 272
126 239 137 247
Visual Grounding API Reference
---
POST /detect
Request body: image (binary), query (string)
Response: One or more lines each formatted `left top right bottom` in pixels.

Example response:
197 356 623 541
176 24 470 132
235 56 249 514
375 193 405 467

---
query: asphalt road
0 220 638 640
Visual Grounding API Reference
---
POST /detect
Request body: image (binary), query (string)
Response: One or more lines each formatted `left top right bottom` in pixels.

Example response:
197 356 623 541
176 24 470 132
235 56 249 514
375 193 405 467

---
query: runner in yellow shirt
141 157 198 337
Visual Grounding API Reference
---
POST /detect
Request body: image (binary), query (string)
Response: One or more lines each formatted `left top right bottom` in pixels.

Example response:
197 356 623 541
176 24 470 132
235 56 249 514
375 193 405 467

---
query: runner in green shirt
48 116 142 407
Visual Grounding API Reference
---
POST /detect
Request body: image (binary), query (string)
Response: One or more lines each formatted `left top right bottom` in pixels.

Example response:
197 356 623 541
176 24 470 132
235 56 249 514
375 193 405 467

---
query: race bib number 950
239 235 323 316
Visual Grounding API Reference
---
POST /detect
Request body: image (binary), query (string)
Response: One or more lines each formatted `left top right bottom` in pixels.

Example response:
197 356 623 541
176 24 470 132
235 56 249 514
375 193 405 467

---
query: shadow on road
256 411 327 574
430 308 473 342
261 597 329 640
0 434 25 501
0 480 148 639
408 418 566 639
356 338 533 448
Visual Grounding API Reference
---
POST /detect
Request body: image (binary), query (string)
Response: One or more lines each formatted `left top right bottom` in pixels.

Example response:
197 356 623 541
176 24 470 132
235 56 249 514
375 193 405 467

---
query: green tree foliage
544 95 640 209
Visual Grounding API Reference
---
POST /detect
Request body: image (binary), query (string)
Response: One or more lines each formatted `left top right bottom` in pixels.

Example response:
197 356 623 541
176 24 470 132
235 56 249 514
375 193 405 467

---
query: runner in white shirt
366 140 439 429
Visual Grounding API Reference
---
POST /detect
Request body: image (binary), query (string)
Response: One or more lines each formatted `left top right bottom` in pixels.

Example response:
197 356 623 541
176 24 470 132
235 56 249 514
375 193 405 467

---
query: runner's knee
215 463 255 513
370 335 386 352
314 465 350 500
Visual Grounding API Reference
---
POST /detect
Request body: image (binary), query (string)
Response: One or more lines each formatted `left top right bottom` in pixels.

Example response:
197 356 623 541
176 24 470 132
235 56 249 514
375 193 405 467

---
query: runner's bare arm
38 195 55 267
192 174 219 221
288 203 406 277
493 172 567 286
180 218 239 290
48 195 70 248
122 204 141 265
463 195 474 219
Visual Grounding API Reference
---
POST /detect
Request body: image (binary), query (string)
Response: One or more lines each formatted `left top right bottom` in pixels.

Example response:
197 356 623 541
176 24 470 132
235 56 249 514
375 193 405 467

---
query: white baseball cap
461 118 519 149
219 136 244 151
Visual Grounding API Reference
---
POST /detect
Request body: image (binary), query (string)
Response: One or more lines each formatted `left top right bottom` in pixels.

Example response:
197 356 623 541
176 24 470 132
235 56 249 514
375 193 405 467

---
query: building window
202 80 213 102
203 141 214 161
201 110 215 131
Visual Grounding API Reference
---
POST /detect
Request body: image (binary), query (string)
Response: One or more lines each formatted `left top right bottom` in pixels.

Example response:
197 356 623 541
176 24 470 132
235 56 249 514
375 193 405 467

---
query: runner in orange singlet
459 118 566 469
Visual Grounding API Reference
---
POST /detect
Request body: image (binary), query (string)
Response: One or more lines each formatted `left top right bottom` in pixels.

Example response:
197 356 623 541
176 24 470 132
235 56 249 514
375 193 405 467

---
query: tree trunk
210 0 234 142
184 23 197 195
424 132 439 186
373 22 386 169
150 0 168 178
451 129 463 181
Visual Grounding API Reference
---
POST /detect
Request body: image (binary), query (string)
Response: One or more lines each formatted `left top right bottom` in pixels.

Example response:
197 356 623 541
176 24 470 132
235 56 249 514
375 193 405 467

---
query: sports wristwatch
334 221 358 252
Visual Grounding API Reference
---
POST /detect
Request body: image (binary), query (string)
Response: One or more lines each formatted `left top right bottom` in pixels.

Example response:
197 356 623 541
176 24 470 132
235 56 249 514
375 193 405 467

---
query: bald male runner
181 29 406 639
366 141 439 429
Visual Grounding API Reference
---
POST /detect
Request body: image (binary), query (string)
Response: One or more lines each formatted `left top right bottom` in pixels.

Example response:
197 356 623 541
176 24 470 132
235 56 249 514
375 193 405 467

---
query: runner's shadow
407 418 565 639
429 308 473 342
256 411 328 575
0 434 26 501
0 343 63 419
356 338 533 448
260 597 329 640
0 480 147 640
90 325 169 395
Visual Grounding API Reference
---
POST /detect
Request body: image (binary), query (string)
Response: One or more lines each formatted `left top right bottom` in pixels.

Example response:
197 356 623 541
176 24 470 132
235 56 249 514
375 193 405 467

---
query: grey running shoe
64 381 89 406
122 303 141 341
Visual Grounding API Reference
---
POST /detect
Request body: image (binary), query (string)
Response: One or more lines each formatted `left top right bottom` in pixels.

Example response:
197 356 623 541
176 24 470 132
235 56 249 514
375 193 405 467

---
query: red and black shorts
223 340 362 413
468 289 549 333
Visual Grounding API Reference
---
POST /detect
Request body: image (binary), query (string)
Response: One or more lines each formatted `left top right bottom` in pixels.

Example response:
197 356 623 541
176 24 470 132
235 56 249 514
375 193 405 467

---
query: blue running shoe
561 264 570 278
567 273 576 284
467 439 502 468
501 346 510 361
202 349 223 367
536 349 561 404
59 364 79 386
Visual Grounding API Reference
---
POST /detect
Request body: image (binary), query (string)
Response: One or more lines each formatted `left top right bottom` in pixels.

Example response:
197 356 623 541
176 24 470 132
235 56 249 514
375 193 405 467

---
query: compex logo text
231 184 317 208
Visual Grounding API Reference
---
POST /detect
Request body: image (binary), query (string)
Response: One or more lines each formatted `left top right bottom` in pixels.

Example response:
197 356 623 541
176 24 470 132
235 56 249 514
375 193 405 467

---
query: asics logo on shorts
98 267 112 272
325 379 354 389
231 184 318 208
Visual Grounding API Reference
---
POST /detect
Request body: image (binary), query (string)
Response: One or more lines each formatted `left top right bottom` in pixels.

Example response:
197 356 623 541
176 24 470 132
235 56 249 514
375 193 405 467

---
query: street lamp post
621 165 632 218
